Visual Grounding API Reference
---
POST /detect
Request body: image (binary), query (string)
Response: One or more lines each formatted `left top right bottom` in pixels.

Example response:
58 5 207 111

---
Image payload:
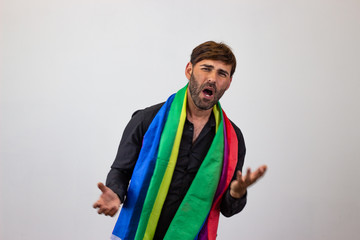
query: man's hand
229 165 267 198
93 182 121 217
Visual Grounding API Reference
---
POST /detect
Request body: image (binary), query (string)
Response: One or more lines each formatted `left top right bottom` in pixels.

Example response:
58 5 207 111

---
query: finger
93 201 100 209
236 170 242 181
247 165 267 185
260 165 268 174
109 208 117 217
110 206 119 217
244 168 252 184
104 208 111 216
97 182 107 193
253 165 268 179
98 207 106 215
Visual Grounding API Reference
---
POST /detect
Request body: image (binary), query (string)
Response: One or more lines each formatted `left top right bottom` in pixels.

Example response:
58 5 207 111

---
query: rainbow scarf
111 85 238 240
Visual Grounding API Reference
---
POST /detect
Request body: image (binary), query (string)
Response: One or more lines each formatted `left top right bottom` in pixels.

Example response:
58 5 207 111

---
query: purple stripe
198 113 230 240
214 113 229 200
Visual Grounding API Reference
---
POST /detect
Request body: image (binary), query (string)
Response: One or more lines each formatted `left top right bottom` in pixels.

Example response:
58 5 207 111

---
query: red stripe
204 110 238 240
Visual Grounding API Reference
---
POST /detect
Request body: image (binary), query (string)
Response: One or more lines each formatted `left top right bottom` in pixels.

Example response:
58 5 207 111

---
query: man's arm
93 103 164 216
220 122 267 217
220 123 247 217
93 109 146 216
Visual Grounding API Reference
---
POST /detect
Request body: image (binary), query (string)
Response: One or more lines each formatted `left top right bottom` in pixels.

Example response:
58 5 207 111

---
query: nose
207 70 217 83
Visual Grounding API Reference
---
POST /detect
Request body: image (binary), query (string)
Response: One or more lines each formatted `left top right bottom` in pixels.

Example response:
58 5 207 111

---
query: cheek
224 79 232 90
219 81 229 91
226 82 231 90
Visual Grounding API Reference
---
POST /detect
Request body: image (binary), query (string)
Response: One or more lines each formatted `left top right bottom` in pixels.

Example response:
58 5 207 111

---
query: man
94 41 267 240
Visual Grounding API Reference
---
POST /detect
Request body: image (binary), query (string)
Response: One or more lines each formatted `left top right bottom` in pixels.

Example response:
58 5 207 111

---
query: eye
218 71 228 77
202 67 211 72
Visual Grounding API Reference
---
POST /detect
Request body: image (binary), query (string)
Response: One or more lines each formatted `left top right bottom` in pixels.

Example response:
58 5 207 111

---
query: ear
185 62 193 80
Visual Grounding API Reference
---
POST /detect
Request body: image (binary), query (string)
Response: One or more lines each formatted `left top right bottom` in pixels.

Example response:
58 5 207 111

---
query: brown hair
190 41 237 77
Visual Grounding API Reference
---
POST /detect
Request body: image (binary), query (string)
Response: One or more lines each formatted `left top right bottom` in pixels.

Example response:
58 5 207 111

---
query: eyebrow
200 64 229 76
200 64 214 69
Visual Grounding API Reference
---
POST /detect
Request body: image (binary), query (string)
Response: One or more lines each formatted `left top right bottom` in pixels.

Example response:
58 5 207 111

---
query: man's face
185 59 233 110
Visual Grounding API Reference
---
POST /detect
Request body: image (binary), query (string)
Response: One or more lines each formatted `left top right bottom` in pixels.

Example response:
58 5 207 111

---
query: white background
1 0 359 239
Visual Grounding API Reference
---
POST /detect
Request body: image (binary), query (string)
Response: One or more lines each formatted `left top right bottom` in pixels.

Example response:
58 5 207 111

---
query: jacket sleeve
220 122 247 217
105 103 164 203
105 109 147 203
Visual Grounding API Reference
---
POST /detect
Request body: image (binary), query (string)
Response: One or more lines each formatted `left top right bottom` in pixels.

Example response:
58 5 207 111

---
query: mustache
201 82 217 93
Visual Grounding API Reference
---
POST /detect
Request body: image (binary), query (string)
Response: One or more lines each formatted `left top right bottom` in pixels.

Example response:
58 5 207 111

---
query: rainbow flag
111 85 238 240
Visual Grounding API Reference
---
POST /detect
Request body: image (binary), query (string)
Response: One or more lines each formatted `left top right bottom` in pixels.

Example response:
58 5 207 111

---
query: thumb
97 182 107 193
236 170 242 181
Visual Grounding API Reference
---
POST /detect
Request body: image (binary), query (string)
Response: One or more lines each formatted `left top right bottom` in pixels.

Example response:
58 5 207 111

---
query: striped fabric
111 85 238 240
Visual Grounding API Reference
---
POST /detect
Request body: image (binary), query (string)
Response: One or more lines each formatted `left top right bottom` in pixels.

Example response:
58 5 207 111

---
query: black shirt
106 103 247 239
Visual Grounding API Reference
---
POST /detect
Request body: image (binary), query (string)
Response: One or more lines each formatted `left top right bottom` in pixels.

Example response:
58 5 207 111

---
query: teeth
203 89 213 96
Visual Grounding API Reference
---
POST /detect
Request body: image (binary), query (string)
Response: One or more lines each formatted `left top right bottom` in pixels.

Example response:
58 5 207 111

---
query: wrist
230 189 246 199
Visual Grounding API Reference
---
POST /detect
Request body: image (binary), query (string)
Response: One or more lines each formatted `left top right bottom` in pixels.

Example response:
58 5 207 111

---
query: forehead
195 59 232 72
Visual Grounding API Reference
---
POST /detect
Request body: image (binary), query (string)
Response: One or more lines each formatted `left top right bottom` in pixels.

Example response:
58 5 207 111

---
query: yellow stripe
143 89 188 240
213 104 220 133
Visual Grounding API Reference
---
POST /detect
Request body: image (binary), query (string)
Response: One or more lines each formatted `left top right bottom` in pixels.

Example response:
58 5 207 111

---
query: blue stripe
112 94 175 240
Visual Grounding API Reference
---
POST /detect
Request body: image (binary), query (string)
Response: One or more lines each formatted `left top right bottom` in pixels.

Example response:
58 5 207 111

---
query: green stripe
143 88 187 239
164 104 224 240
135 86 187 240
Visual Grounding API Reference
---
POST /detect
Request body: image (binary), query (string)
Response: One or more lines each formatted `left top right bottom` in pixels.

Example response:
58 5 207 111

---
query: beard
188 73 227 110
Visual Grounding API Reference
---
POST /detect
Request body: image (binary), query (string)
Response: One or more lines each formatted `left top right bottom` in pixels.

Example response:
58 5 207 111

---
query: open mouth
203 87 214 97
